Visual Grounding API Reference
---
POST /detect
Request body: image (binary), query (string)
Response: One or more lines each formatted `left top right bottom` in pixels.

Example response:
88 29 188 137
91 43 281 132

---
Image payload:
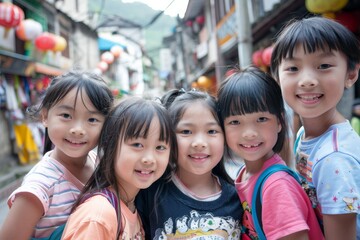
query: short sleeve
312 152 360 215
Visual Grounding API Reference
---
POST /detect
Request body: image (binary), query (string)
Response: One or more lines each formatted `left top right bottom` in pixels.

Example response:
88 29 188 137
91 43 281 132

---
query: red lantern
110 45 122 58
185 20 193 27
262 46 273 66
196 15 205 25
335 11 358 32
101 51 114 64
35 32 56 51
16 19 43 41
252 49 264 67
0 3 24 38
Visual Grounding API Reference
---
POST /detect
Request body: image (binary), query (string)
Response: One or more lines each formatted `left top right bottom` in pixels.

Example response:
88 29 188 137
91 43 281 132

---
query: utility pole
235 0 252 68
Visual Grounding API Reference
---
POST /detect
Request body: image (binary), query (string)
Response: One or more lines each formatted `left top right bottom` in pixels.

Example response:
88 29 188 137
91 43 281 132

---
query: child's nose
70 123 85 135
141 153 155 164
242 127 257 139
299 72 318 88
191 135 208 149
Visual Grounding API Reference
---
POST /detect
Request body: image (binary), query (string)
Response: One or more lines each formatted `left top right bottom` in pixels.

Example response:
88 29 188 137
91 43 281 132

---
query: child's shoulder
309 122 360 161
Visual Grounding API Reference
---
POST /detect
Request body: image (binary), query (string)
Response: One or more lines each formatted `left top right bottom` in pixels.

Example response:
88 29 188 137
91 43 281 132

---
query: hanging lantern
0 3 24 38
262 46 273 66
305 0 348 14
97 61 109 72
185 20 193 27
197 76 212 89
110 45 122 58
16 19 43 41
35 32 56 51
191 81 199 89
195 15 205 25
52 35 67 52
101 51 114 64
225 69 237 78
252 49 264 67
335 11 358 32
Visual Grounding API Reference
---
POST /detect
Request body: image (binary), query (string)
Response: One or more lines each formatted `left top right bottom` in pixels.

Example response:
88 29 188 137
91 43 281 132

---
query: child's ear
345 64 360 89
41 109 48 127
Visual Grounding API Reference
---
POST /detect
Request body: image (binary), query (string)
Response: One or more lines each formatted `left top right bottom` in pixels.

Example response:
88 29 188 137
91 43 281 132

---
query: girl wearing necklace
62 97 177 239
136 89 243 239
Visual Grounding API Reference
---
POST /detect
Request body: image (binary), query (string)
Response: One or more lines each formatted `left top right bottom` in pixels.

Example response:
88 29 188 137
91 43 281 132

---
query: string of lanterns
0 2 67 53
94 45 123 74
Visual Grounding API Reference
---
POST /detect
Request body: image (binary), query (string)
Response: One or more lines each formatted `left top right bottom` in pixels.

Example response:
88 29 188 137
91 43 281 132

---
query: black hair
72 97 176 238
271 16 360 80
217 66 287 154
160 88 234 184
27 70 114 154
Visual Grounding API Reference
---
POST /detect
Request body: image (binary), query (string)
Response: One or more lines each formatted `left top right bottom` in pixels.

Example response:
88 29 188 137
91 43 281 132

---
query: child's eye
286 66 298 72
228 120 240 125
258 117 268 122
156 145 167 151
179 129 192 134
318 64 331 69
88 118 99 123
132 143 143 148
60 113 71 119
208 130 218 135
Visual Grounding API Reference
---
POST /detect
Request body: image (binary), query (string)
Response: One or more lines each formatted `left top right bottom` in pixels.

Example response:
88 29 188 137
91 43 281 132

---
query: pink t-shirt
62 194 144 239
235 154 324 240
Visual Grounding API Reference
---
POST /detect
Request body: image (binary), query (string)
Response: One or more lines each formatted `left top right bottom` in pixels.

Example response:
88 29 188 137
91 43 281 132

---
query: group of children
0 15 359 240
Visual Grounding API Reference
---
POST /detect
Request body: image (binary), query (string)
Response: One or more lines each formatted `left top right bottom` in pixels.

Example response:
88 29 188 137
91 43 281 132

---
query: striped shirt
8 150 96 238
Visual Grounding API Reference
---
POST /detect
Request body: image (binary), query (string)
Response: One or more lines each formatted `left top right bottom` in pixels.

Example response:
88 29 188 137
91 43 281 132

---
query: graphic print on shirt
240 201 258 240
153 210 241 240
296 151 319 208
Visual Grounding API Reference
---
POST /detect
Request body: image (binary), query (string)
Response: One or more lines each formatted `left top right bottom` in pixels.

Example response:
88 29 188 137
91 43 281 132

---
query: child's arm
323 213 357 240
0 193 43 239
278 230 308 240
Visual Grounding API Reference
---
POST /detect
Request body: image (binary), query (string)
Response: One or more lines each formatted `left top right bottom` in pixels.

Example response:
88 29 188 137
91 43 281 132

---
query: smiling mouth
241 143 261 148
66 139 86 144
135 170 153 175
189 155 210 159
297 94 323 101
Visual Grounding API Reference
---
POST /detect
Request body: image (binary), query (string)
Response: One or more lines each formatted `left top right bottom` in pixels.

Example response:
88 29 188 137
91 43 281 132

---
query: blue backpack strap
30 224 66 240
251 164 300 240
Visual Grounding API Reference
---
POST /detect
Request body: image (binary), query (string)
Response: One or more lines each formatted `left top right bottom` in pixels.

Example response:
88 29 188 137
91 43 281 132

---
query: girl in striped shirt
0 70 114 239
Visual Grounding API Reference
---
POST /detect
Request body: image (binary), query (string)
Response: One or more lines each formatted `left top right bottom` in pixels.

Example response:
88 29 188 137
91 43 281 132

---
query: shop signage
0 52 35 76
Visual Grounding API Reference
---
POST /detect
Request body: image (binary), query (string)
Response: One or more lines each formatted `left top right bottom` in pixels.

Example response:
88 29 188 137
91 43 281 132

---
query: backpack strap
251 164 300 240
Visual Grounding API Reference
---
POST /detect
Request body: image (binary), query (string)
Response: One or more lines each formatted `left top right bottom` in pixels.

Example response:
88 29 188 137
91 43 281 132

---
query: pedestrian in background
0 70 114 239
136 89 242 239
217 66 323 240
62 97 176 239
271 16 360 240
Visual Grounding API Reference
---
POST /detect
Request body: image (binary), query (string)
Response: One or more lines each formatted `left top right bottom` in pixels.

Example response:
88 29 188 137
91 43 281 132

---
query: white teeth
242 143 260 148
140 170 151 174
68 139 84 144
300 95 320 100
